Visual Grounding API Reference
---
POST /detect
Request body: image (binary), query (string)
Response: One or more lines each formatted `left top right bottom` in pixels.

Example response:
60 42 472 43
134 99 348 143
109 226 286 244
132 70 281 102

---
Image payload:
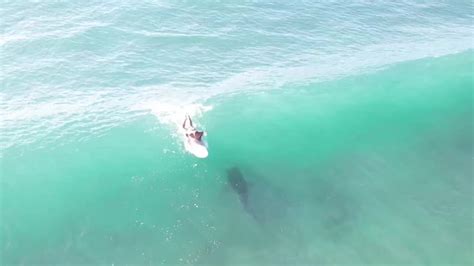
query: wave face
1 1 473 265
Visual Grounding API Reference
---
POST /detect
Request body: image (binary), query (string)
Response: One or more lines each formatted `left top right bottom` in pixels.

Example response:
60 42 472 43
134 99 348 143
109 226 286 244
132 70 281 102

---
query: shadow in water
225 166 293 225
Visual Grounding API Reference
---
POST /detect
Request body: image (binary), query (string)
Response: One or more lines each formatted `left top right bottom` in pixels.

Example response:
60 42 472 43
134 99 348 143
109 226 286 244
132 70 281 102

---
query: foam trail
134 100 212 131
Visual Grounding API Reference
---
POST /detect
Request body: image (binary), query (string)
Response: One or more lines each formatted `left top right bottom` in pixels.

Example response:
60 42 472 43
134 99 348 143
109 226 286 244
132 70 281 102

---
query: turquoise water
1 1 473 265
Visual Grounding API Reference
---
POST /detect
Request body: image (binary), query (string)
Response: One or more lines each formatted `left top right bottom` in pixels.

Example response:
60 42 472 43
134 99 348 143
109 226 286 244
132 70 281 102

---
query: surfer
182 115 208 158
183 115 205 143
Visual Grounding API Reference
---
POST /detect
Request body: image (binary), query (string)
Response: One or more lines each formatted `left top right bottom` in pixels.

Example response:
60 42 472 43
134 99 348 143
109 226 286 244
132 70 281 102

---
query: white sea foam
1 0 472 150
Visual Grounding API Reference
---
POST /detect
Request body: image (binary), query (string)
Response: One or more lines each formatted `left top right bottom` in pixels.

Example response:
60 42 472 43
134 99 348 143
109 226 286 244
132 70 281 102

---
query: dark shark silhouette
226 167 249 207
226 167 257 220
226 166 294 225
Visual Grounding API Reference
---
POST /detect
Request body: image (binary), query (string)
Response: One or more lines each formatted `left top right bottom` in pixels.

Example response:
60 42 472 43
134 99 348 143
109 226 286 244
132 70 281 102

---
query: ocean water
1 1 473 265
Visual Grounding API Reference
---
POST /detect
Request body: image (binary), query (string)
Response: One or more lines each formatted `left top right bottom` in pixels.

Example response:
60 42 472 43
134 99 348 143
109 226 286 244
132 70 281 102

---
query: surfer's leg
182 117 188 129
186 115 193 127
183 115 194 130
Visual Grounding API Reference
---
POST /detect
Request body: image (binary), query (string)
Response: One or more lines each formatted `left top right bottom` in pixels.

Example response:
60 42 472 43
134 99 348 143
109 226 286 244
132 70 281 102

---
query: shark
226 167 256 220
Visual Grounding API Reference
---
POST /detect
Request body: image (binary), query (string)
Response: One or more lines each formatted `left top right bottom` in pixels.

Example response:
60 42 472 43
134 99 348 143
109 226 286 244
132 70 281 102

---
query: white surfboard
184 138 208 158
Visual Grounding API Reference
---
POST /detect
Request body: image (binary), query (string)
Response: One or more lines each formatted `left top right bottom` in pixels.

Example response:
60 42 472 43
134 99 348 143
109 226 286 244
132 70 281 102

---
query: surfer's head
187 130 204 141
193 131 204 141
